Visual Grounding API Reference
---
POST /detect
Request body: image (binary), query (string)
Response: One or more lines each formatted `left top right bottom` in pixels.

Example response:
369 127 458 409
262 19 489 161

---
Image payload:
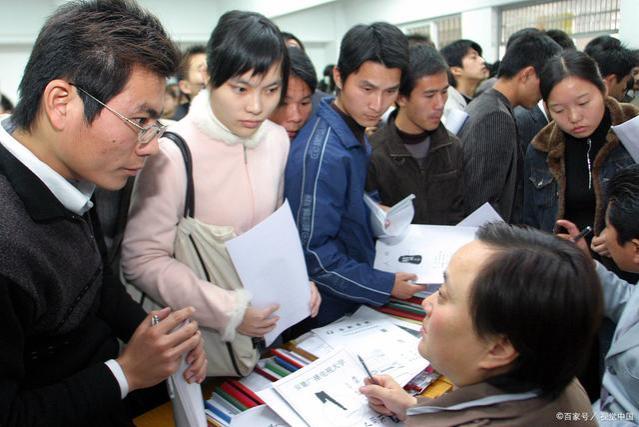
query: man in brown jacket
367 45 464 225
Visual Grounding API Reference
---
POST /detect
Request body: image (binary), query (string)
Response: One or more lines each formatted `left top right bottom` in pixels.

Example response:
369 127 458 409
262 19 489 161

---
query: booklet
363 193 415 238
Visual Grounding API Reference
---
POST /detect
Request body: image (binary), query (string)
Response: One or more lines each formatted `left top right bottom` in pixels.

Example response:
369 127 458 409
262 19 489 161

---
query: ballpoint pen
572 226 592 243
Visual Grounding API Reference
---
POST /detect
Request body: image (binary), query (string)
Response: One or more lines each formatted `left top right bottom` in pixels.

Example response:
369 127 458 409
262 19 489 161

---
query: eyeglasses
70 83 166 145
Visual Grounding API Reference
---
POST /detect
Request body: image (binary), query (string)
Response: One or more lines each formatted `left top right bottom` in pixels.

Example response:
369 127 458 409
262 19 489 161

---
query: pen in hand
572 226 592 243
358 354 378 385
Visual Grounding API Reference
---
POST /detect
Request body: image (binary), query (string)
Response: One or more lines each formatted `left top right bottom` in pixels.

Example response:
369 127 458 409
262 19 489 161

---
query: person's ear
450 66 463 80
631 238 639 266
42 79 74 131
519 66 536 84
178 79 191 95
396 93 409 108
478 335 519 371
603 75 615 97
333 67 343 91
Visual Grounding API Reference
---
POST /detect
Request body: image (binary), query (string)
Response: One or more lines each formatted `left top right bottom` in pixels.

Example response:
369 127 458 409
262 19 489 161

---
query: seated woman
121 11 320 375
360 223 601 426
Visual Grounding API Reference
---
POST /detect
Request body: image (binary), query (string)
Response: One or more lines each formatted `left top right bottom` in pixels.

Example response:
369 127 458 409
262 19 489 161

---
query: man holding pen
558 164 639 425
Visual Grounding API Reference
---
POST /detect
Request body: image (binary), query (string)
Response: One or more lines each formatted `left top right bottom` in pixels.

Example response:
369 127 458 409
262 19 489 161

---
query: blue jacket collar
317 97 367 150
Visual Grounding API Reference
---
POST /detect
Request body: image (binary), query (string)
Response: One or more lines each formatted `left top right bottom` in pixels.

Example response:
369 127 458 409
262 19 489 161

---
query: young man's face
458 48 488 82
334 61 402 128
269 75 313 140
605 207 639 273
181 52 207 99
605 73 631 101
64 66 164 190
397 71 448 133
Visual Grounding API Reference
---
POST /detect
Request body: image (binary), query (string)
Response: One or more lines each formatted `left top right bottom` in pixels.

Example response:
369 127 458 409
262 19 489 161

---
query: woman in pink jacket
121 11 320 364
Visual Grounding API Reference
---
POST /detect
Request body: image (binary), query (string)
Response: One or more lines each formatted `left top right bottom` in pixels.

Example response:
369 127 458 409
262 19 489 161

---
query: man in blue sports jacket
285 22 425 326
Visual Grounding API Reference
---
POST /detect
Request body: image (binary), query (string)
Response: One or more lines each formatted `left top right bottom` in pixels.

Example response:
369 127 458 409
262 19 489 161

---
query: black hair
12 0 179 131
288 47 317 95
505 27 542 50
176 45 206 82
440 39 483 68
407 34 435 49
472 223 602 395
399 45 449 97
606 165 639 245
498 33 561 79
337 22 408 84
281 31 305 52
545 29 576 51
584 36 634 82
540 50 606 103
206 10 290 101
318 64 336 93
0 93 14 113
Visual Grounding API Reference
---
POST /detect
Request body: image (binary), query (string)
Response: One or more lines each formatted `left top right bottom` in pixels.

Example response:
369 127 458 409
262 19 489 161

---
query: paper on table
294 332 335 359
311 317 426 386
240 371 276 393
349 305 421 333
457 202 504 227
170 353 207 427
229 404 287 427
257 386 308 427
226 200 311 346
270 347 405 427
374 224 477 283
442 108 469 135
611 115 639 163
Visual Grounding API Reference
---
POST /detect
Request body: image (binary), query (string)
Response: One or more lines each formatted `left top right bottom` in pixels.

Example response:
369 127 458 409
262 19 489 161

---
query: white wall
619 0 639 49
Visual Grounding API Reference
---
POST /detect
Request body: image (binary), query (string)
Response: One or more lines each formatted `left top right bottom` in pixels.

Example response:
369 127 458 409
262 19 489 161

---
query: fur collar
187 89 266 149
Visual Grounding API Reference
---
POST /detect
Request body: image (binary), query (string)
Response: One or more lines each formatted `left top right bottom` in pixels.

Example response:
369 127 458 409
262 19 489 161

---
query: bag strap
163 131 195 218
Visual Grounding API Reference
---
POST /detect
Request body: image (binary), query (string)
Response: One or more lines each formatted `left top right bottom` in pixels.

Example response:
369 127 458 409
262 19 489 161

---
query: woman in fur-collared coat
523 50 636 243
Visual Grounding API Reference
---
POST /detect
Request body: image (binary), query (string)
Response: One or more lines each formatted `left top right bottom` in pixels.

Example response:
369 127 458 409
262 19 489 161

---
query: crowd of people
1 0 639 425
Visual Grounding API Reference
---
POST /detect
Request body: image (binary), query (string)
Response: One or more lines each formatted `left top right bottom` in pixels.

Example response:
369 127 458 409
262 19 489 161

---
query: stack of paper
611 115 639 163
364 193 415 238
171 355 207 427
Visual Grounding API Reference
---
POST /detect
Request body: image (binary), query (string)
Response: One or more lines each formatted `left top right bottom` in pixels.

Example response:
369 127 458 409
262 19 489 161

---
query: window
402 14 461 49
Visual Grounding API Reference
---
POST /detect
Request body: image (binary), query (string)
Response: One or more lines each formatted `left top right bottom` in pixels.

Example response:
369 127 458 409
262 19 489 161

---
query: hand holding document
611 115 639 163
364 193 415 238
226 200 311 346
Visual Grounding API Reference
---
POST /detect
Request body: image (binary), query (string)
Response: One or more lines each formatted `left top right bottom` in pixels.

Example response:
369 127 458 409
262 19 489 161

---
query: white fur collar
188 89 265 149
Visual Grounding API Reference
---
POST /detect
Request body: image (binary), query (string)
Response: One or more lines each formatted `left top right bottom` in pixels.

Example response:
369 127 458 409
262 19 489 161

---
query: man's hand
359 374 417 421
391 272 425 299
591 228 611 257
555 219 591 259
117 306 202 392
309 282 321 318
237 305 279 337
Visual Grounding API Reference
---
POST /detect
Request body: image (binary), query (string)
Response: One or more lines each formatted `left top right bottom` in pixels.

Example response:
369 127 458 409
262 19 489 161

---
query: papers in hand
170 327 207 427
226 200 311 346
374 224 477 284
364 193 415 238
457 202 504 227
611 115 639 163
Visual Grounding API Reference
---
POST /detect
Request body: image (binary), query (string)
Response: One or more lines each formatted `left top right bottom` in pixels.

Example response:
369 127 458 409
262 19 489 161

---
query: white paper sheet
257 386 309 427
226 200 311 346
374 224 477 283
457 202 504 227
442 108 469 135
311 318 426 386
348 305 421 333
363 193 415 238
240 371 277 393
170 353 207 427
611 115 639 163
230 404 288 427
270 348 405 427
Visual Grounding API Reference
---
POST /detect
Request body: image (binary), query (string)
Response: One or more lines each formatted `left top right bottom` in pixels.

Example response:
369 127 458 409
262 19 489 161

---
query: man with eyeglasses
0 1 207 426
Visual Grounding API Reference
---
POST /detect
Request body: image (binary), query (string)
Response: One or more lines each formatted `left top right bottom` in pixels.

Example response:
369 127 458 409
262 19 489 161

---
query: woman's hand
309 281 321 317
359 374 417 421
237 305 279 337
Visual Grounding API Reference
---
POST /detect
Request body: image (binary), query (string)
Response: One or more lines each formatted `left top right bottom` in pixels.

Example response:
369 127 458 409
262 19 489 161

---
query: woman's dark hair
281 31 305 52
0 93 14 113
288 47 317 96
337 22 408 85
12 0 180 131
470 223 602 395
540 50 606 103
206 10 290 101
606 164 639 246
